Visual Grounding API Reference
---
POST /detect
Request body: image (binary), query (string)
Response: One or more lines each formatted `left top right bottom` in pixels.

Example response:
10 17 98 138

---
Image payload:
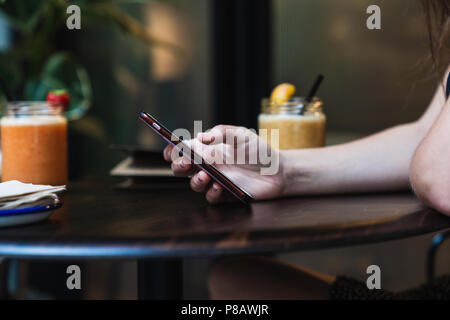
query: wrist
279 148 326 197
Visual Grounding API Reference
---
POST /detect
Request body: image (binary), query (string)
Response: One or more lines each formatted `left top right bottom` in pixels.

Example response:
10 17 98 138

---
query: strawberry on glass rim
46 89 70 112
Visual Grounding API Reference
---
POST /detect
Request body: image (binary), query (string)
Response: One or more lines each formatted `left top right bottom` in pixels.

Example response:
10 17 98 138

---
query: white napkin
0 180 66 210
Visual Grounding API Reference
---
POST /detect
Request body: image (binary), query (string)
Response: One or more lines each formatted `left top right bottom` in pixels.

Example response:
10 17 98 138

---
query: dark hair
422 0 450 71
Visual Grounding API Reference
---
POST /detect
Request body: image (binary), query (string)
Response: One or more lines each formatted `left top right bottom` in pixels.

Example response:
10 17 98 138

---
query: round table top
0 180 449 259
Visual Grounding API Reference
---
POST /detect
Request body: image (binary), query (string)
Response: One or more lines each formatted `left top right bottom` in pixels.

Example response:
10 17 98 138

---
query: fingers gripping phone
139 112 254 204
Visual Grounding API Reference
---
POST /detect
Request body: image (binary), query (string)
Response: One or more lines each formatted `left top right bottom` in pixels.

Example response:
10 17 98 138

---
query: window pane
273 0 434 133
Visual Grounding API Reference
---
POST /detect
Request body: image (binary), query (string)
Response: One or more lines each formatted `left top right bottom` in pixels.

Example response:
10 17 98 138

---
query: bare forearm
281 122 424 196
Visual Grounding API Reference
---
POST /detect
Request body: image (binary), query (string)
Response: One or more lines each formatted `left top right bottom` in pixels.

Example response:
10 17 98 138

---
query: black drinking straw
306 74 324 102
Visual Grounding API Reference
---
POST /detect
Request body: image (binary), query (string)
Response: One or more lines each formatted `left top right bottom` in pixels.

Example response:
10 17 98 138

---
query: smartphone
139 112 254 204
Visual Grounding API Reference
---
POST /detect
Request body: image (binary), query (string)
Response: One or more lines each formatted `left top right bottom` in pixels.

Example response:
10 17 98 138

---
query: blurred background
0 0 438 177
0 0 448 299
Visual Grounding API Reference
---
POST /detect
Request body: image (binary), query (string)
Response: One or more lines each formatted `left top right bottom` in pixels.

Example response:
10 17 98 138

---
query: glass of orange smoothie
1 102 67 185
258 97 326 150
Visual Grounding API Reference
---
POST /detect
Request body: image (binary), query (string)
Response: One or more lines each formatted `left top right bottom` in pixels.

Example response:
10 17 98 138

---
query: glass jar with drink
258 80 326 150
1 101 68 186
258 97 326 149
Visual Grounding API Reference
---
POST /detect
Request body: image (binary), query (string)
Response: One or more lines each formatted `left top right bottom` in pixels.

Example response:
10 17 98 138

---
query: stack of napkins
0 180 66 210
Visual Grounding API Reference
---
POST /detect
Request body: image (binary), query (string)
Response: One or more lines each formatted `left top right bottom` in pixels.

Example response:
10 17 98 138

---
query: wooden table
0 180 449 299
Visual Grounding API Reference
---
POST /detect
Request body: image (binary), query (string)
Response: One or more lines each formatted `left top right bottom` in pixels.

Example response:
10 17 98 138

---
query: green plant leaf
24 77 63 101
0 0 45 32
24 52 92 120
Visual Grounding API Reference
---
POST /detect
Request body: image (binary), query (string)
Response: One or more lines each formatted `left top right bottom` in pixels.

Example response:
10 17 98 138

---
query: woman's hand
163 125 286 204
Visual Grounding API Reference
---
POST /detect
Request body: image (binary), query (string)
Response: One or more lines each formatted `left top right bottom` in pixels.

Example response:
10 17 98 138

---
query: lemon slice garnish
270 83 296 105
